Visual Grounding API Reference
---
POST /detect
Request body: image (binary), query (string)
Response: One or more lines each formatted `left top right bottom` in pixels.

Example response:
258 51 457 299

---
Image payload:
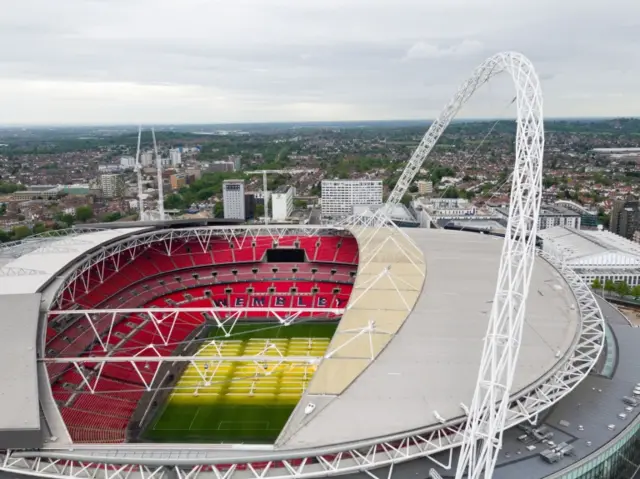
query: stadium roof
278 229 580 449
0 227 151 295
1 224 595 468
0 294 41 443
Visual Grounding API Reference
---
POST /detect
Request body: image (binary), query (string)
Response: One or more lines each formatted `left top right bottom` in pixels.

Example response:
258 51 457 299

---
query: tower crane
244 169 317 224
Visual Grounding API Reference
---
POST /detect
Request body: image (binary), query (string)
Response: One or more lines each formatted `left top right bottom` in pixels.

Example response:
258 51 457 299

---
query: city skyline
0 0 638 125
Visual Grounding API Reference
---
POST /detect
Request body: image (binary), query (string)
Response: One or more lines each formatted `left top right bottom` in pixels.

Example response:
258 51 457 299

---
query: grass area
142 322 337 444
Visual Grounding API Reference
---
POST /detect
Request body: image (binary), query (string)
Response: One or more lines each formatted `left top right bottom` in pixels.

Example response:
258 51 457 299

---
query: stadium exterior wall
548 415 640 479
0 430 42 450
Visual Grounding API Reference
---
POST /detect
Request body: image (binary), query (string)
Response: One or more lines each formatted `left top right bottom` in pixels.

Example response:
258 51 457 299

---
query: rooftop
497 206 580 218
0 227 151 295
0 294 41 436
539 226 640 263
278 229 580 450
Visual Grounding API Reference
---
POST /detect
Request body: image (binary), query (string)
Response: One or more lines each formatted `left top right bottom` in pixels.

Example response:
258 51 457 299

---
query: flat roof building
496 204 581 230
271 186 294 221
321 179 383 220
539 225 640 286
222 179 245 220
99 174 124 198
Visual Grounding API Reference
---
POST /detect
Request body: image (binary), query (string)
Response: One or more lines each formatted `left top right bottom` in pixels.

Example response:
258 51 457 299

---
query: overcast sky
0 0 638 125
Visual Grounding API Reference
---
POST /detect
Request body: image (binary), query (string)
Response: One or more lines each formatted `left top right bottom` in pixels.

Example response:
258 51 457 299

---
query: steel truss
2 253 603 479
0 227 107 259
451 53 544 479
42 307 388 394
51 225 344 310
0 266 47 276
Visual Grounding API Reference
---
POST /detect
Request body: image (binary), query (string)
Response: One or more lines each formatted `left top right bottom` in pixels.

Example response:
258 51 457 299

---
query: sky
0 0 638 125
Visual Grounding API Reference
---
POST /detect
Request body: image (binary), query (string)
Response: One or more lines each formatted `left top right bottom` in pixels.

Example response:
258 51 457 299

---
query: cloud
404 40 483 60
0 0 638 124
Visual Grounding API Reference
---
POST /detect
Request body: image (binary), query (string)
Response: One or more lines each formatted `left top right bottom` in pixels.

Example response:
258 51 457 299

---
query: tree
32 223 47 234
0 230 10 243
213 202 224 218
442 187 460 199
604 279 616 296
165 194 184 210
591 278 602 290
255 203 265 218
75 205 94 222
401 193 412 207
12 225 31 240
59 214 75 227
615 281 631 298
631 285 640 300
101 212 122 222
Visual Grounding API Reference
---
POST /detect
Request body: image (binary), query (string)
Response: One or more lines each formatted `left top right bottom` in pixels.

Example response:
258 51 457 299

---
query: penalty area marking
188 407 201 431
218 420 270 431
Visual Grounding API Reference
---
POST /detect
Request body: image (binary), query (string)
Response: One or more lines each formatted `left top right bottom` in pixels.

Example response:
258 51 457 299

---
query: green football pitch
142 322 337 443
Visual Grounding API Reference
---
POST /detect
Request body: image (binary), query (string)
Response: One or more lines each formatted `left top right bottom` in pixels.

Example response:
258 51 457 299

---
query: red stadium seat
48 234 358 443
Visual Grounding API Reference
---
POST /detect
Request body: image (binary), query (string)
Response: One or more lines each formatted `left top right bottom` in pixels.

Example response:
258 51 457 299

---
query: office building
271 186 294 221
495 204 581 231
169 149 182 167
321 179 383 219
208 161 235 173
244 193 257 220
222 179 245 220
610 197 640 240
120 156 136 169
229 155 242 171
169 174 186 191
140 151 154 167
99 174 125 198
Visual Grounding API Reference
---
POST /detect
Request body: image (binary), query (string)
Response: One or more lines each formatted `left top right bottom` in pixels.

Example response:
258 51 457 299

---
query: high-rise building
244 192 257 220
140 152 153 167
222 179 245 220
99 174 125 198
610 198 640 240
321 179 383 219
169 149 182 167
229 155 242 171
271 186 294 221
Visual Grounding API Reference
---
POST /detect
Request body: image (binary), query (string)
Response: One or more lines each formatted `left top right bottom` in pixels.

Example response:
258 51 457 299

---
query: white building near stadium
321 179 383 219
539 225 640 285
271 186 294 221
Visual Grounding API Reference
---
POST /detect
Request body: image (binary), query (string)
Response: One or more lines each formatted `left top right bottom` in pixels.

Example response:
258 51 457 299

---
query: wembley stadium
0 216 638 479
1 51 640 479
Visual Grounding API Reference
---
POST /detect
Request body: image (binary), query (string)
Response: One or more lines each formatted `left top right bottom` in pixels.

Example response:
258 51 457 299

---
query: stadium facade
0 219 637 479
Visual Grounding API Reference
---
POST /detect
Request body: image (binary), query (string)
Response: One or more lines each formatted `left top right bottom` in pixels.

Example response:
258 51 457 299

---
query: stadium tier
1 224 637 479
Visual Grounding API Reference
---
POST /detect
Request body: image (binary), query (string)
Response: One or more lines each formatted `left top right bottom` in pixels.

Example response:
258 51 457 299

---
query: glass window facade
556 420 640 478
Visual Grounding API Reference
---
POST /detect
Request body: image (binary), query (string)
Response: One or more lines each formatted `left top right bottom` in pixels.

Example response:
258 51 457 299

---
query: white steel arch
386 51 544 479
